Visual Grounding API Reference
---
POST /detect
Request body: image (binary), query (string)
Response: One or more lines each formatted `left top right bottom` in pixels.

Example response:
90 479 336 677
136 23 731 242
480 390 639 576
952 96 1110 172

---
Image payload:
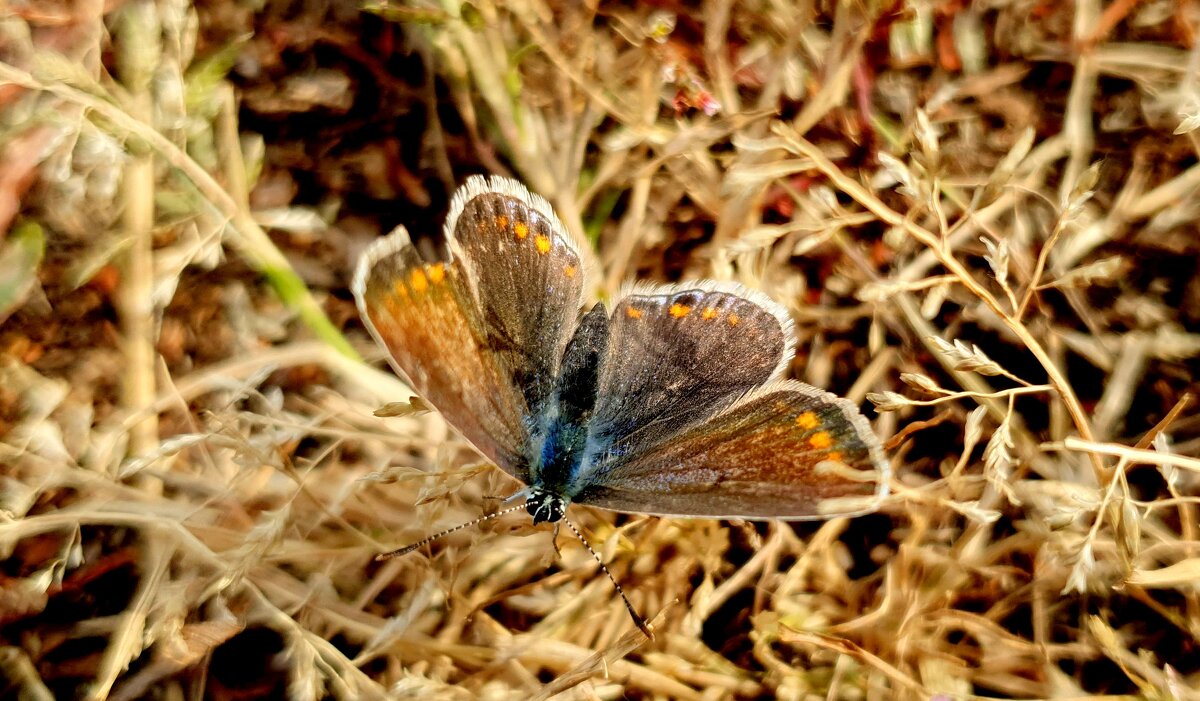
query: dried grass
2 1 1200 699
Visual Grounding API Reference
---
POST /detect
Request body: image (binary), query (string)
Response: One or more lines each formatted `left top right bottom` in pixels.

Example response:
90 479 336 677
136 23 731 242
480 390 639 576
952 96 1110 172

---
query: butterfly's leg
551 522 563 559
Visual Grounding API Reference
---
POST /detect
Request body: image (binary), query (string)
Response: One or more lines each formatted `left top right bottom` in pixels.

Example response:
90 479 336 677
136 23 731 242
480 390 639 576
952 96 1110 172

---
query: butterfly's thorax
530 303 609 507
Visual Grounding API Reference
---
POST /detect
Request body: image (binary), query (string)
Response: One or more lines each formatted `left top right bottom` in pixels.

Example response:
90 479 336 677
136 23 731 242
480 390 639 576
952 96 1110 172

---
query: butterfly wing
574 381 889 519
445 176 586 418
576 282 794 475
352 176 584 481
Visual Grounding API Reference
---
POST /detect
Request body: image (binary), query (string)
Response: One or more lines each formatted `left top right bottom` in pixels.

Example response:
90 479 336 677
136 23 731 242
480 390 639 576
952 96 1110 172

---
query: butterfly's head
525 488 567 524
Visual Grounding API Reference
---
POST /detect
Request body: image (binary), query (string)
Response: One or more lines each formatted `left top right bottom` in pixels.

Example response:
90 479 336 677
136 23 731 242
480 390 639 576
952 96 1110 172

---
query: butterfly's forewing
352 178 584 482
445 176 585 418
576 282 793 478
574 380 889 519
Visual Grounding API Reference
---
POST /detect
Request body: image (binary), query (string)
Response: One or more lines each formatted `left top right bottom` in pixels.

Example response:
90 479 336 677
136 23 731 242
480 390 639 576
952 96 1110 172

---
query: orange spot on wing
625 306 643 319
410 268 428 293
701 307 718 320
796 412 820 429
809 431 833 449
496 215 509 229
669 303 691 318
535 234 551 254
827 451 843 462
427 263 445 284
564 264 577 278
514 222 529 239
728 313 740 326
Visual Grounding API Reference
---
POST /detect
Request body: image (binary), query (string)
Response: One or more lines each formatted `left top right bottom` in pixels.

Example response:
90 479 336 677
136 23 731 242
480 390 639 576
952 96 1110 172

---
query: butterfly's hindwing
573 380 889 519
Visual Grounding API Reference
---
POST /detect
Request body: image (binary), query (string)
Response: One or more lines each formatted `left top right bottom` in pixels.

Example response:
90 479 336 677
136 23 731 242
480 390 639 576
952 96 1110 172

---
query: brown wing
574 381 889 519
353 227 531 476
444 176 585 419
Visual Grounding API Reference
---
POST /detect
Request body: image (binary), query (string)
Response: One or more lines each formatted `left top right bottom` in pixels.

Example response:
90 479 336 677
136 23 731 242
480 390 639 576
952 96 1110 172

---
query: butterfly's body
527 303 609 518
353 176 890 631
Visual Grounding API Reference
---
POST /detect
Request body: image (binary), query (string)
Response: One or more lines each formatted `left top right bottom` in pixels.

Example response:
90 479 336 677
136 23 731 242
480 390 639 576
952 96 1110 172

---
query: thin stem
902 385 1053 407
1016 217 1069 320
1061 438 1200 473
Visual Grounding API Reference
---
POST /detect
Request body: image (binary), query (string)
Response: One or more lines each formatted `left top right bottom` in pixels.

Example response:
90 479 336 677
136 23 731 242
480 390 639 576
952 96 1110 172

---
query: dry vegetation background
2 0 1200 699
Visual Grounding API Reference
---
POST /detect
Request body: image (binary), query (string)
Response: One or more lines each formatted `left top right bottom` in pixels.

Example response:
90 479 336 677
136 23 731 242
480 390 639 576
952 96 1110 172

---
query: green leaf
185 36 251 115
0 220 46 323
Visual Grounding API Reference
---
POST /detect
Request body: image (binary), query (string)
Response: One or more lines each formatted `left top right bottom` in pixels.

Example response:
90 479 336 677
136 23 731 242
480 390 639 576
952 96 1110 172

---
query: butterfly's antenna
562 518 653 639
375 503 528 560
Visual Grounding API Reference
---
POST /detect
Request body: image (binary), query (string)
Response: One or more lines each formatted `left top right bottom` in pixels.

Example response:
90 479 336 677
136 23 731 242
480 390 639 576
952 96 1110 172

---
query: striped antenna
375 503 654 639
375 503 527 560
562 518 653 639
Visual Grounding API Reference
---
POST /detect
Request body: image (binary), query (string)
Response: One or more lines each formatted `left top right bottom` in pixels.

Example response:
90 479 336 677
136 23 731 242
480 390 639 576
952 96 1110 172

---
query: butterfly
352 175 889 636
